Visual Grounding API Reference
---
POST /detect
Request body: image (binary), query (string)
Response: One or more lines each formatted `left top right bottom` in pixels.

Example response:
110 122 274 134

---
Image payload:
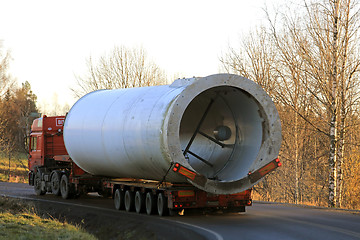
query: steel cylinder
63 74 282 194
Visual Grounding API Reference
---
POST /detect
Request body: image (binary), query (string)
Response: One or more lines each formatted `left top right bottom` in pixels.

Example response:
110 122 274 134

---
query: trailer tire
145 192 156 215
124 190 135 212
157 192 169 216
135 191 145 214
50 171 61 196
34 172 46 196
60 174 72 199
114 188 125 210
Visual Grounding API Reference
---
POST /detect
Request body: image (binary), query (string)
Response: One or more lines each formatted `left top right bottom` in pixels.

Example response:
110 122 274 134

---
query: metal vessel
63 73 281 194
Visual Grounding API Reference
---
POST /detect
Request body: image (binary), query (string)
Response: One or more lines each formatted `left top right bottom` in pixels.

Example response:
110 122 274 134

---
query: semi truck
28 74 282 216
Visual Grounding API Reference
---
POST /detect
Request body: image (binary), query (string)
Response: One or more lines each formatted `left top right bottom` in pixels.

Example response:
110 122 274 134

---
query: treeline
0 46 38 159
221 0 360 209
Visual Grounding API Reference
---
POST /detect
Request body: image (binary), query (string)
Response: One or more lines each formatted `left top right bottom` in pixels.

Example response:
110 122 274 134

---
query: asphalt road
1 182 360 240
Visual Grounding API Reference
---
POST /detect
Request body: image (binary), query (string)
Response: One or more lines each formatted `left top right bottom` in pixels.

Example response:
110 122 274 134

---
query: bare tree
220 25 316 205
220 26 277 95
0 43 15 98
72 46 168 97
280 0 360 207
221 0 360 208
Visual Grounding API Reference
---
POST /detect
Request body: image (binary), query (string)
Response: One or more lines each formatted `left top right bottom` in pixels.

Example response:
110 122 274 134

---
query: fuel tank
63 74 281 194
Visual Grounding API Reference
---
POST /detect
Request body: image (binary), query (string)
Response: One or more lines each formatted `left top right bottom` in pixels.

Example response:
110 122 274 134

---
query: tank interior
179 86 265 182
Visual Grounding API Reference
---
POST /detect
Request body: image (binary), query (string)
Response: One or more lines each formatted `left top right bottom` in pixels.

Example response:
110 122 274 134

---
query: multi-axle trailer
28 74 281 216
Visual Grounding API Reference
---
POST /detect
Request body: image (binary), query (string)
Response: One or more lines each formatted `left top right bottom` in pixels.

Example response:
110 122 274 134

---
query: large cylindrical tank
63 74 281 194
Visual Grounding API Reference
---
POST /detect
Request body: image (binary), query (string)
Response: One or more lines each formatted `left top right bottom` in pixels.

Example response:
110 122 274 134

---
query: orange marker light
258 162 276 176
178 190 195 197
178 166 196 180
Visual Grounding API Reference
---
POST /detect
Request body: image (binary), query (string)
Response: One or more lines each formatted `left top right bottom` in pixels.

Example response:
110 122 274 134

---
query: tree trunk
336 0 350 208
328 0 340 208
8 150 11 181
336 104 346 208
328 113 337 208
295 108 300 204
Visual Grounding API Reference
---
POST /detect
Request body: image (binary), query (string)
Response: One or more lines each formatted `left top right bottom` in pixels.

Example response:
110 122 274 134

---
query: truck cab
28 116 73 195
28 116 68 171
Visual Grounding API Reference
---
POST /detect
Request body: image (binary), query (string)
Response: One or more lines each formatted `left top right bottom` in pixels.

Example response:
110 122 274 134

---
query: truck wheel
50 171 61 196
124 190 135 212
145 192 156 215
34 172 46 196
157 192 169 216
60 174 72 199
135 191 145 214
114 188 125 210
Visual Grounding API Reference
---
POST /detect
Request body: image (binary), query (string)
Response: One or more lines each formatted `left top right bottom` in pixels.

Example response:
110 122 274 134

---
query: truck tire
157 192 169 216
124 190 135 212
60 174 72 199
34 172 46 196
114 188 125 210
145 192 156 215
135 191 145 214
50 171 61 196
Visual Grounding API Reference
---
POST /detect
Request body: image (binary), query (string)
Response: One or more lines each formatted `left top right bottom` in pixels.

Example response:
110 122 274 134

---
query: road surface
1 182 359 240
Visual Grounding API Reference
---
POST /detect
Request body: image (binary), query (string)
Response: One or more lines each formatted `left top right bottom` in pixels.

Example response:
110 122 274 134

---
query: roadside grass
0 152 28 183
0 196 97 240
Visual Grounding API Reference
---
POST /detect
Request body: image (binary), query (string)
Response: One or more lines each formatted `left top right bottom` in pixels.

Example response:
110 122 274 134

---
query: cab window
31 137 37 151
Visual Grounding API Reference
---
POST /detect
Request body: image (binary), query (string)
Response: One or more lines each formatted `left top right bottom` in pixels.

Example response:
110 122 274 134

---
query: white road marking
169 219 224 240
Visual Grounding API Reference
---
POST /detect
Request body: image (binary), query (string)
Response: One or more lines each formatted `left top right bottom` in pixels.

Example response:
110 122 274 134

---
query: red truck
28 74 282 216
28 115 281 216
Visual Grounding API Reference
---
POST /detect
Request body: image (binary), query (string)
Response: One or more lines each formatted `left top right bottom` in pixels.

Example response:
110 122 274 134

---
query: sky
0 0 271 113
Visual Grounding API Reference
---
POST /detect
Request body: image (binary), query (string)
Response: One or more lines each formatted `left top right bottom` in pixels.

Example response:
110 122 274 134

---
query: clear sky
0 0 270 113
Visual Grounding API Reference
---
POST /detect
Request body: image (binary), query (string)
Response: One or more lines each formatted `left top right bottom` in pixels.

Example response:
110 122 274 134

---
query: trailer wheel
50 171 61 196
145 192 156 215
34 172 46 196
135 191 145 214
124 190 135 212
157 192 169 216
114 188 125 210
60 174 72 199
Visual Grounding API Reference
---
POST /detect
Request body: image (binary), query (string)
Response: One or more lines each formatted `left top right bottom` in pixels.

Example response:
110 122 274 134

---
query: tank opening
179 86 264 182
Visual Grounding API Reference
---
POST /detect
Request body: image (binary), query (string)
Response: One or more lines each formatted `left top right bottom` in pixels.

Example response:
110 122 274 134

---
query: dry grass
0 196 97 240
0 152 28 183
